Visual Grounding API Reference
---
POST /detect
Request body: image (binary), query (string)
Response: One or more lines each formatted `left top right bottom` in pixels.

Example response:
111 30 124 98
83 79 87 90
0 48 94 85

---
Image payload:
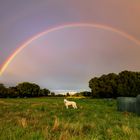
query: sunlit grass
0 98 140 140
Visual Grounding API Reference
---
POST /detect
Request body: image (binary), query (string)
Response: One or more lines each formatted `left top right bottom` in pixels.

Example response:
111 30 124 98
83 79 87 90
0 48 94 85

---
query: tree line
1 70 140 98
0 82 52 98
89 70 140 98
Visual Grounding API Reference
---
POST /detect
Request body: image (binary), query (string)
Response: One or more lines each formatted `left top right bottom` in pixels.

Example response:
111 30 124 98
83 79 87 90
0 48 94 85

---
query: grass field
0 97 140 140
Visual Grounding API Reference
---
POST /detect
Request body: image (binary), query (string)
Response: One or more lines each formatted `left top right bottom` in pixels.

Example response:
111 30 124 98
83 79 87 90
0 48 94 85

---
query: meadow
0 97 140 140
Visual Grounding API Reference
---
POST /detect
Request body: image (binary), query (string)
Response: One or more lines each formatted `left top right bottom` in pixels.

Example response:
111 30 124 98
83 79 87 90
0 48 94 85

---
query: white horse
64 99 77 109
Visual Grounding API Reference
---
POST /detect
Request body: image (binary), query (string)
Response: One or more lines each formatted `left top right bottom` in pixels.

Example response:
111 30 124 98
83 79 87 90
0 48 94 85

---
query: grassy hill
0 98 140 140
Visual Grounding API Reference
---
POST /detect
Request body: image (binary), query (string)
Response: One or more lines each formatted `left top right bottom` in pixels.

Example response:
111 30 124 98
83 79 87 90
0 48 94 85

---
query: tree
39 88 50 96
89 77 100 97
0 82 51 98
89 73 118 98
66 92 70 96
89 71 140 98
50 92 55 97
16 82 40 97
75 91 92 97
7 87 19 98
0 83 7 98
117 71 140 97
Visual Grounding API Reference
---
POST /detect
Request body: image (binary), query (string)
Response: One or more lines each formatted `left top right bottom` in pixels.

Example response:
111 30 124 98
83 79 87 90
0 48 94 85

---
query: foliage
39 88 50 97
1 70 140 98
50 92 55 96
0 84 7 98
16 82 40 97
66 92 70 96
0 82 50 98
74 91 92 97
89 70 140 98
8 86 19 98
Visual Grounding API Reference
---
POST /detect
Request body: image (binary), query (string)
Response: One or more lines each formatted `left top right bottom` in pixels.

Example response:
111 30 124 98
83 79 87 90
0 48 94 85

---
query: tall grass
0 98 140 140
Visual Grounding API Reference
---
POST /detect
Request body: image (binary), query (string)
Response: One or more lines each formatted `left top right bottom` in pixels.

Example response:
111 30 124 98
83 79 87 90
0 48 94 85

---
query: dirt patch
31 103 44 107
0 100 13 105
31 102 48 107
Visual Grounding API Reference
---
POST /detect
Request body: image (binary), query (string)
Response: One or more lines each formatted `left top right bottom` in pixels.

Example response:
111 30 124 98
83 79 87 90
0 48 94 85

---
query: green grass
0 97 140 140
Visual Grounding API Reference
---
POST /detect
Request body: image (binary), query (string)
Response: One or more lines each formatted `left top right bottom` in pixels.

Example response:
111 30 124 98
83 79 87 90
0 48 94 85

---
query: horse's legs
66 105 68 109
74 104 77 109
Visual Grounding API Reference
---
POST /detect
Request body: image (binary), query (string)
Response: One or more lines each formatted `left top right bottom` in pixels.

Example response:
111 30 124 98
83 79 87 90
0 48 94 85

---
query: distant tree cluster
74 91 92 97
1 70 140 98
0 82 51 98
89 70 140 98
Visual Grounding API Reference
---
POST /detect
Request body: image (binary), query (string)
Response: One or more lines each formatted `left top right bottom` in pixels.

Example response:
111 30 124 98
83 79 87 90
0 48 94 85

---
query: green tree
118 71 140 97
77 91 92 97
66 92 70 96
50 92 55 96
39 88 50 96
16 82 40 97
0 83 7 98
7 87 19 98
89 77 100 97
89 71 140 98
89 73 118 98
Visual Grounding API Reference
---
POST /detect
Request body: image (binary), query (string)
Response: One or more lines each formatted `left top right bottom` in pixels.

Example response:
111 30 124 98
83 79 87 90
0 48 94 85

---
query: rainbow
0 23 140 76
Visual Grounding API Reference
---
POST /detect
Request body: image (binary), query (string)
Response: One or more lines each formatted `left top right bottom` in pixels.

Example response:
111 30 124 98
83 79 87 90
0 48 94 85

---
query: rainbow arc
1 23 140 76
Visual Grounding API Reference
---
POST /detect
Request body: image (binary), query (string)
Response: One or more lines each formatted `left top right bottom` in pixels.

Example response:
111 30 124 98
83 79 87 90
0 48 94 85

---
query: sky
0 0 140 92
